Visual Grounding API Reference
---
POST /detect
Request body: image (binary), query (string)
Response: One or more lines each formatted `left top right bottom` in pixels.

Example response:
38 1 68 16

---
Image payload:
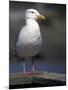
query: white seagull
16 9 45 73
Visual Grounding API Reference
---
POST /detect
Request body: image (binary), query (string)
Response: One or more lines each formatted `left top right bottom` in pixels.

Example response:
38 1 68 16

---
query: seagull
16 9 45 73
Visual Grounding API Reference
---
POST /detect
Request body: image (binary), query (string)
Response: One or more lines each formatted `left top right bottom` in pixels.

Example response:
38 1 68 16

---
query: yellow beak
37 15 45 20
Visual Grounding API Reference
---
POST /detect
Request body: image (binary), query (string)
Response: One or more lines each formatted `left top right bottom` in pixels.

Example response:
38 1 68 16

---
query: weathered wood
9 71 66 85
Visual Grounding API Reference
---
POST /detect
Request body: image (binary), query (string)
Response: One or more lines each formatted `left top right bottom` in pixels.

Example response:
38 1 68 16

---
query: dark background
9 1 66 74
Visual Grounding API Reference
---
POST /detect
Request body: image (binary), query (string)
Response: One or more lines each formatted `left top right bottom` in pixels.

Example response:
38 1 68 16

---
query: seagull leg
23 58 26 73
32 58 35 73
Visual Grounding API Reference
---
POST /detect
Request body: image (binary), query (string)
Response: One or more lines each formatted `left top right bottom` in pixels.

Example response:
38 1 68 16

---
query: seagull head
25 9 45 21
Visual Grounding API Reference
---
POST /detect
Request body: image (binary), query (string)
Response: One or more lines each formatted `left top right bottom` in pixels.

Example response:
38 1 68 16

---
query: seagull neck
26 19 37 25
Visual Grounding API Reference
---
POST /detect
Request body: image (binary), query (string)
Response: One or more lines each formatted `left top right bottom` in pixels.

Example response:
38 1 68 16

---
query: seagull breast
16 19 42 57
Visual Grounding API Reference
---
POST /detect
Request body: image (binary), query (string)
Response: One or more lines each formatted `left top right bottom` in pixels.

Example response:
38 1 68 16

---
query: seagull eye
32 11 34 13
